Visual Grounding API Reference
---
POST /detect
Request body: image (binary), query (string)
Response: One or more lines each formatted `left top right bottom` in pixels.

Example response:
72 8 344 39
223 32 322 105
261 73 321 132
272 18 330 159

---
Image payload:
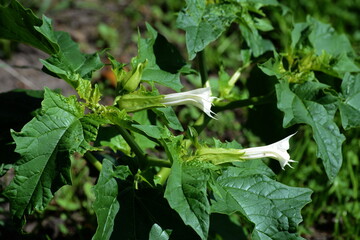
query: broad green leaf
177 0 239 60
338 73 360 130
38 16 103 87
0 0 58 54
164 139 211 240
211 167 312 240
290 17 360 78
149 224 171 240
99 134 132 156
3 89 100 220
137 23 183 91
132 124 171 139
132 111 158 150
306 17 355 57
276 80 345 180
92 158 131 240
237 6 275 57
152 108 184 131
0 1 103 87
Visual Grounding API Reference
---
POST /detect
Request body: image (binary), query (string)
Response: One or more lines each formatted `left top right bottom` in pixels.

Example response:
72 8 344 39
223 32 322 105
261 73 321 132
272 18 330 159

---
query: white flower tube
161 87 217 119
194 133 297 169
241 133 297 169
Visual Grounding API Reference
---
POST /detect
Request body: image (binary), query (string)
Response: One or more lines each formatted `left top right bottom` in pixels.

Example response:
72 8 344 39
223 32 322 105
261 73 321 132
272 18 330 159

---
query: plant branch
155 167 171 185
198 50 208 86
116 125 172 168
148 156 172 168
117 125 146 160
84 152 102 171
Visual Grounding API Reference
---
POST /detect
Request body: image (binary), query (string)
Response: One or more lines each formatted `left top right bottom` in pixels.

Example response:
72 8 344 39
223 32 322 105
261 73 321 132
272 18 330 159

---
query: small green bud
122 60 148 92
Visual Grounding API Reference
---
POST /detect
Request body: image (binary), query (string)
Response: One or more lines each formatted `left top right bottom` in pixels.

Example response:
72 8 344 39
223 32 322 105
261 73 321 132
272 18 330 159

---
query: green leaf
38 16 103 87
92 158 131 240
177 0 239 60
132 124 171 139
0 0 58 54
238 7 275 57
3 89 99 220
211 167 312 240
137 23 183 91
290 17 360 78
276 80 345 180
306 16 355 57
0 2 103 87
149 224 171 240
164 141 210 240
152 108 184 131
338 73 360 130
97 132 132 156
132 111 158 150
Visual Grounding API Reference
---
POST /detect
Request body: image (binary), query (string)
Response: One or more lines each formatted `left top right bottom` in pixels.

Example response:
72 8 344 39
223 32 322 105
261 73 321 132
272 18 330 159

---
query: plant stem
84 152 102 171
194 92 275 133
117 125 146 160
148 156 172 168
198 50 208 86
116 125 172 168
155 167 171 185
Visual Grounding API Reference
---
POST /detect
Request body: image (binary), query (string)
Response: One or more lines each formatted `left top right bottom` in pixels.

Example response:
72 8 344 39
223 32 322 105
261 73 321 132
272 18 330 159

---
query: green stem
194 92 275 133
117 125 146 160
116 125 172 168
84 152 102 171
198 50 208 86
148 156 172 168
155 167 171 185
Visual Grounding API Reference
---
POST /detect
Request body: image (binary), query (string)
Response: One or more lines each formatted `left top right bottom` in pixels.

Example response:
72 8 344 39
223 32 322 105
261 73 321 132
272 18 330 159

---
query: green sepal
116 87 165 112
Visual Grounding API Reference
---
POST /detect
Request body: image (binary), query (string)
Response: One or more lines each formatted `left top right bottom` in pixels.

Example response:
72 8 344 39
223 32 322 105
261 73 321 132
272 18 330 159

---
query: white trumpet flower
194 133 297 169
161 87 217 119
241 133 297 169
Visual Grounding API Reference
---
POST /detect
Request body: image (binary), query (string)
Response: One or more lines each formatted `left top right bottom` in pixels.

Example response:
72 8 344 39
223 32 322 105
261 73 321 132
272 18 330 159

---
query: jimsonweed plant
1 0 359 239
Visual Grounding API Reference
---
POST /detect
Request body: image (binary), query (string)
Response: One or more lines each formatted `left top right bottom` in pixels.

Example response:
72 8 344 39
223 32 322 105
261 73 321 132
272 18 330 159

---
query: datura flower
194 133 297 169
240 133 297 169
161 87 217 119
117 87 217 118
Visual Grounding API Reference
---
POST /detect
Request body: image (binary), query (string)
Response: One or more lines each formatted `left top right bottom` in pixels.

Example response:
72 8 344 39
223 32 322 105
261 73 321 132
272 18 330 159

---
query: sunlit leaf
3 89 100 220
276 80 345 180
177 0 239 60
163 136 210 240
338 73 360 129
149 224 171 240
137 23 184 91
212 167 312 240
0 0 58 54
38 16 103 87
92 158 131 240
